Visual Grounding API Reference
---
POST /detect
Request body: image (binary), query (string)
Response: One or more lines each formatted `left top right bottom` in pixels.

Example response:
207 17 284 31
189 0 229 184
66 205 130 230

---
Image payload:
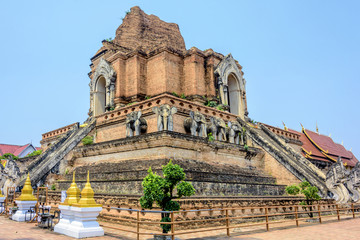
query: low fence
99 203 360 240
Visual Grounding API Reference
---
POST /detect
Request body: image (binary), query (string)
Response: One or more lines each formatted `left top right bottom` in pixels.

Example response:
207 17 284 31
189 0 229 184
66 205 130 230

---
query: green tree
0 153 18 160
285 180 321 218
140 160 195 233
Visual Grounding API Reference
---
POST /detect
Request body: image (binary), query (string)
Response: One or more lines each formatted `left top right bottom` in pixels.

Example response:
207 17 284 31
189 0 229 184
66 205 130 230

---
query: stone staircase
238 118 329 196
18 119 96 187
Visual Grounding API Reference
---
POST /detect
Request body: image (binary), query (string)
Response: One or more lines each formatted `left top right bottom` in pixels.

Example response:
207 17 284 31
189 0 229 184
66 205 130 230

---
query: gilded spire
282 121 288 131
62 171 80 206
73 171 101 208
316 121 319 134
16 173 37 201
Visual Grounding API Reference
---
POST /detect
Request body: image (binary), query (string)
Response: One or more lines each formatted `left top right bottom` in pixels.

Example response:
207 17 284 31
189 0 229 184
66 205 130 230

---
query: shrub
140 160 195 233
82 136 94 145
244 144 249 151
51 184 56 191
285 180 321 218
216 105 224 111
171 92 180 98
0 153 18 160
208 132 214 142
26 150 42 157
206 101 218 108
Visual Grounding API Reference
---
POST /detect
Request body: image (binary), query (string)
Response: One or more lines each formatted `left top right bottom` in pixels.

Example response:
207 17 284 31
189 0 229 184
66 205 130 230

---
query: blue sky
1 0 359 158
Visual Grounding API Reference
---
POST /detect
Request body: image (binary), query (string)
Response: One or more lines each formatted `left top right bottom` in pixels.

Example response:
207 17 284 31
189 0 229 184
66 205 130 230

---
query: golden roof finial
16 173 37 201
62 171 80 206
341 140 344 146
282 121 288 131
300 123 304 131
316 121 319 134
73 171 101 208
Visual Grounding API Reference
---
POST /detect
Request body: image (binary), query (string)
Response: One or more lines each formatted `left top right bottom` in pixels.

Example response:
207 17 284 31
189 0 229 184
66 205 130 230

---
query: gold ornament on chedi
16 173 37 201
62 171 80 206
73 171 101 208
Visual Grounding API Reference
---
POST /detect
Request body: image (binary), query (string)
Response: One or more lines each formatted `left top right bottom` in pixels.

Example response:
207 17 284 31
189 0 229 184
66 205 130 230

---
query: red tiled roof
288 128 358 167
0 144 23 155
0 143 39 157
13 144 31 156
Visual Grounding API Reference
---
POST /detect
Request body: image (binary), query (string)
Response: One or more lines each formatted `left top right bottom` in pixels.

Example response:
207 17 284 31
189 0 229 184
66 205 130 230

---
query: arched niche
94 76 106 116
89 58 117 117
227 73 241 115
214 54 248 118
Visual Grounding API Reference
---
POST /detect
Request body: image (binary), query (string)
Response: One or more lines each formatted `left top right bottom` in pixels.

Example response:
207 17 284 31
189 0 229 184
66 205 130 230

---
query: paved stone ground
0 216 360 240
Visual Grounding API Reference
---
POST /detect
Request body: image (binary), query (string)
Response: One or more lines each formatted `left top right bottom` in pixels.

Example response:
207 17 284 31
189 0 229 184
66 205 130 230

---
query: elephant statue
236 117 247 146
207 117 227 141
152 105 177 131
125 111 147 137
184 111 207 138
326 157 351 203
228 120 242 144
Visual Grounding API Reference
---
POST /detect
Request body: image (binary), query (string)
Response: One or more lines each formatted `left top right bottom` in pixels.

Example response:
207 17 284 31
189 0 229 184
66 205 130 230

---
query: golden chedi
73 171 101 207
16 173 36 201
62 171 80 206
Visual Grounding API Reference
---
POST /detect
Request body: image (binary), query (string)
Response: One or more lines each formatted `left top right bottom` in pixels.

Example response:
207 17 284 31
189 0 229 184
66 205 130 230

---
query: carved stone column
110 84 115 108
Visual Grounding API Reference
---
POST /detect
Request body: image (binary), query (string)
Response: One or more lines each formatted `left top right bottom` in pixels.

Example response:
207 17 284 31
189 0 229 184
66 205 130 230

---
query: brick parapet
41 122 79 140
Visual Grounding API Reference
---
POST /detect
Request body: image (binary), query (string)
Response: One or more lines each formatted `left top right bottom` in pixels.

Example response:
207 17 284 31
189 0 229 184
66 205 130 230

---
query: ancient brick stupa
25 6 334 204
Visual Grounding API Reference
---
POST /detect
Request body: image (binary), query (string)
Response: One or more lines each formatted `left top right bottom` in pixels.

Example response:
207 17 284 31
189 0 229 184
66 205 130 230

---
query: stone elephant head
209 117 227 141
126 111 147 137
153 104 177 131
228 120 242 144
184 111 207 138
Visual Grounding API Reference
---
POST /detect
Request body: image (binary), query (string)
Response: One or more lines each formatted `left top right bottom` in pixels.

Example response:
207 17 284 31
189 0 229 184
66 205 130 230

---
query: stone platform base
12 201 37 222
55 224 104 239
54 206 104 239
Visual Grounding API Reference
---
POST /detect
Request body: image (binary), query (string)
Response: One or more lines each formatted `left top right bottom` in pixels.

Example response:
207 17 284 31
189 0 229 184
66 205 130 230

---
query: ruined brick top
113 6 186 54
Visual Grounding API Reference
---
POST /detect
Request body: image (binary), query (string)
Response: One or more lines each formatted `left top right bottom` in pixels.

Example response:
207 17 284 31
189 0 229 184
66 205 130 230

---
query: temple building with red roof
0 143 40 159
263 123 358 172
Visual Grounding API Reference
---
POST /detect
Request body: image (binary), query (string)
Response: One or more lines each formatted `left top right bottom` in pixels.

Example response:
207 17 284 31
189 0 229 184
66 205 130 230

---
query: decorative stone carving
152 105 177 131
325 158 351 203
207 117 227 141
89 58 117 116
347 162 360 202
184 111 207 138
0 156 20 193
228 121 242 144
126 111 147 137
214 54 247 117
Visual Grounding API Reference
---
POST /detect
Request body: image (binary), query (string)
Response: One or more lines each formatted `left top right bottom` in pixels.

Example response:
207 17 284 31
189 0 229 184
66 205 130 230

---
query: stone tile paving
0 216 360 240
